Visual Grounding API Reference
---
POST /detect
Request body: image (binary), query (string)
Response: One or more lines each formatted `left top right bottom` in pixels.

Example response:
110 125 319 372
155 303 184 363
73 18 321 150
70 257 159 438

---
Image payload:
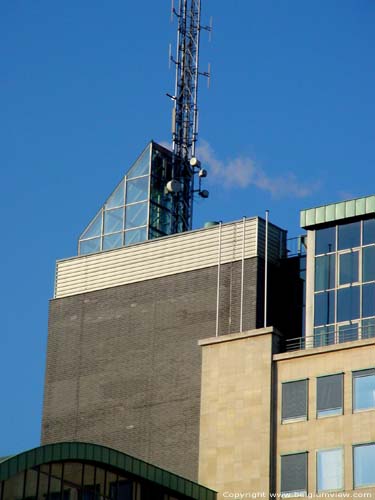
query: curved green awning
0 442 216 500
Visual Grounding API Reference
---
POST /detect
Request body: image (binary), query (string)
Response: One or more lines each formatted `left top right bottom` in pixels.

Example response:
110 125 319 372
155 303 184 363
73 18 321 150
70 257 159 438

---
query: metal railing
286 324 375 352
286 235 307 258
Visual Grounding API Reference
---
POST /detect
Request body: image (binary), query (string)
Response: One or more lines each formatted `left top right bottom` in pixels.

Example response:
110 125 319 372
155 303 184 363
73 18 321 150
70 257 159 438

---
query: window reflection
362 283 375 318
363 246 375 282
363 218 375 245
314 291 335 326
315 226 336 255
315 255 335 291
354 443 375 488
353 371 375 411
339 251 358 285
337 286 360 322
338 221 360 250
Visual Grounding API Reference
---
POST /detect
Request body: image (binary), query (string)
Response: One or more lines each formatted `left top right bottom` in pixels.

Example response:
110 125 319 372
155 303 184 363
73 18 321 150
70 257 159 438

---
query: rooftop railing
285 324 375 352
286 235 307 258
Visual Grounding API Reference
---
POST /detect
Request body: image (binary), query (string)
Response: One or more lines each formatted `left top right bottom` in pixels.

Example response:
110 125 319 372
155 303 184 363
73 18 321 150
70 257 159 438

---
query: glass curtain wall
78 143 177 256
0 461 185 500
314 218 375 345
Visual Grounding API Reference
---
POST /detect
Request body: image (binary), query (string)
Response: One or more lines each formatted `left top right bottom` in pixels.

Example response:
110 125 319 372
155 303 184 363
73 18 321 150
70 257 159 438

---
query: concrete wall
42 258 262 481
275 338 375 497
198 328 280 498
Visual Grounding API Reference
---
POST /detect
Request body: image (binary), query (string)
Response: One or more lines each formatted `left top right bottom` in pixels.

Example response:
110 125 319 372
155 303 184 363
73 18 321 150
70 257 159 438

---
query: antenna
168 0 212 233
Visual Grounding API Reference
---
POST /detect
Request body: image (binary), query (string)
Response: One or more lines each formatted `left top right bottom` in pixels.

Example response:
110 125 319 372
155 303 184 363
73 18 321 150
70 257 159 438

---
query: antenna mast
169 0 211 233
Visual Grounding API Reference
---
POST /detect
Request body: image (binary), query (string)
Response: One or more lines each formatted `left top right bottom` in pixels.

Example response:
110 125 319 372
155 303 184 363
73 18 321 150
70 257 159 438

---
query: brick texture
42 257 276 480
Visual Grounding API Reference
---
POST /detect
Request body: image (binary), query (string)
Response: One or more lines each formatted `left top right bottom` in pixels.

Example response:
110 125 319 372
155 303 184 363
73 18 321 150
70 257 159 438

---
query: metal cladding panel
300 194 375 229
257 218 286 262
54 218 282 298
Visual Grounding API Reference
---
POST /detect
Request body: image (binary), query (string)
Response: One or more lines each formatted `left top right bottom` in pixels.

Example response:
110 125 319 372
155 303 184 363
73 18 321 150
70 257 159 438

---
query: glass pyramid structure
78 141 177 255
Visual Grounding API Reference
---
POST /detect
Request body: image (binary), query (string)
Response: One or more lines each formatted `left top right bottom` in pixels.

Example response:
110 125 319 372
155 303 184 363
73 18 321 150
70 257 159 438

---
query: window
317 448 343 492
353 369 375 411
339 251 359 285
363 219 375 245
281 453 308 496
362 283 375 318
316 374 343 417
315 255 335 291
313 219 375 342
316 226 336 255
362 318 375 339
354 443 375 488
337 286 360 323
314 291 335 326
338 221 360 250
282 380 308 422
363 246 375 282
110 480 133 500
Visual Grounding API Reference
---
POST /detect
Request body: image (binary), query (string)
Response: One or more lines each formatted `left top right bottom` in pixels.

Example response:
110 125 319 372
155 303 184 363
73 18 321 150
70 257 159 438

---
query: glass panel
314 291 335 326
104 208 124 234
79 238 101 255
338 323 358 343
362 283 375 318
110 480 133 500
81 211 103 240
95 467 106 498
363 246 375 282
25 468 39 499
126 177 149 205
104 472 118 499
338 221 360 250
124 227 147 246
105 179 125 209
38 464 50 499
2 471 25 500
127 146 151 178
354 444 375 488
362 318 375 339
317 449 343 492
337 286 360 322
83 464 98 500
314 325 335 347
315 226 336 255
63 462 83 487
315 255 335 291
364 219 375 245
103 232 123 251
125 202 148 229
339 251 358 285
354 374 375 411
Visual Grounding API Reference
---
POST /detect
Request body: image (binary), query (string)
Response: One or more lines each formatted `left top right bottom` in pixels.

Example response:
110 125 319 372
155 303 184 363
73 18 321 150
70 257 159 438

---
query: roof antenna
167 0 212 232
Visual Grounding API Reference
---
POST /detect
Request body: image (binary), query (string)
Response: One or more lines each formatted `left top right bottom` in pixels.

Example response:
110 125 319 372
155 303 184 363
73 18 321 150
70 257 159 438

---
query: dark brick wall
42 257 265 480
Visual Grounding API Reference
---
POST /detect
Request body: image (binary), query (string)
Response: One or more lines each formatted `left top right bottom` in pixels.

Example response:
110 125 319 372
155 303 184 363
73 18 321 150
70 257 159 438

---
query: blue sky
1 0 374 455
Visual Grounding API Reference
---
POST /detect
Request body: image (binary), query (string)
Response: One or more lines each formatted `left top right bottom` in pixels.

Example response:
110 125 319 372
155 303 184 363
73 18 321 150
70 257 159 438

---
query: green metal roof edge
300 194 375 229
0 442 216 500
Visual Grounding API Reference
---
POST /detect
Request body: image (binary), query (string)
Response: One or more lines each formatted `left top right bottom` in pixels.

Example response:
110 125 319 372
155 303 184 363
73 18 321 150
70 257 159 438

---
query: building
199 194 375 497
41 189 375 499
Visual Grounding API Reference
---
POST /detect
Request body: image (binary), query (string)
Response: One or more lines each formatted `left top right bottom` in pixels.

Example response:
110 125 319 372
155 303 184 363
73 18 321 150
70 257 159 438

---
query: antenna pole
169 0 210 233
